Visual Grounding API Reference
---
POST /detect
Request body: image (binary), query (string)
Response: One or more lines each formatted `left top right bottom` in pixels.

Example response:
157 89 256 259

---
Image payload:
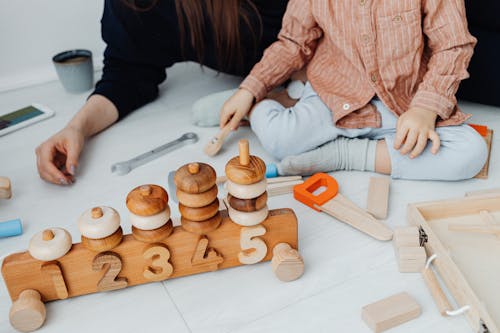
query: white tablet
0 104 55 137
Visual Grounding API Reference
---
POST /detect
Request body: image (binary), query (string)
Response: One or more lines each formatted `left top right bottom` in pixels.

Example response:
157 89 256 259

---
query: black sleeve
91 0 178 119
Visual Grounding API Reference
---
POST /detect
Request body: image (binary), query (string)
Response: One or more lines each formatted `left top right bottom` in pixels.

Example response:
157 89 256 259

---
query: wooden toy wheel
271 243 304 282
9 289 46 332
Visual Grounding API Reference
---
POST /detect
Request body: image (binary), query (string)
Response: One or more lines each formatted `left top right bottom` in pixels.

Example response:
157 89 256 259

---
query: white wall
0 0 106 92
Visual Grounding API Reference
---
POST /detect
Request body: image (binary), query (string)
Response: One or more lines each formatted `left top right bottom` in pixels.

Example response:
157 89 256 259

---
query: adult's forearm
67 94 119 138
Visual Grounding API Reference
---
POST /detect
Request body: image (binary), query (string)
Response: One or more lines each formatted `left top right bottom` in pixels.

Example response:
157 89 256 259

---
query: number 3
238 225 267 264
143 244 173 281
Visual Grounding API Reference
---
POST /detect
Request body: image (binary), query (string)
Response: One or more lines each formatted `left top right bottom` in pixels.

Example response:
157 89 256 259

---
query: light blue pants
250 82 488 180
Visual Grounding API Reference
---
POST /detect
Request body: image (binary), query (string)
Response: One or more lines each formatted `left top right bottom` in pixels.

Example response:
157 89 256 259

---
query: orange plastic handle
293 173 339 212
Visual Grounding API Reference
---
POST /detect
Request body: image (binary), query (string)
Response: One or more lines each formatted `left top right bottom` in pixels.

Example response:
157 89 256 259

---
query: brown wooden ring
126 185 168 216
174 163 216 194
177 185 218 208
132 219 173 243
81 227 123 252
225 155 266 185
227 192 267 212
181 212 222 235
179 199 219 222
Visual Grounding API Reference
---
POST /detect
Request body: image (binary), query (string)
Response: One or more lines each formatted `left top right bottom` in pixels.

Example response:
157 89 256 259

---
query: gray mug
52 49 94 93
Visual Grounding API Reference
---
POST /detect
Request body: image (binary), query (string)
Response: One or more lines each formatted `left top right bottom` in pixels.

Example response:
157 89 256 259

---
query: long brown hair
124 0 262 72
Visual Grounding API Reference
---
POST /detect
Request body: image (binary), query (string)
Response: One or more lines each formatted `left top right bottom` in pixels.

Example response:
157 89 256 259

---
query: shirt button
361 34 370 44
371 73 378 83
392 15 402 22
360 0 366 5
343 103 351 110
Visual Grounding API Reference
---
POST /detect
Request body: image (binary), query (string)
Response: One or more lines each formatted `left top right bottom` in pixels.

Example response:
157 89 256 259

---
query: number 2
92 252 128 292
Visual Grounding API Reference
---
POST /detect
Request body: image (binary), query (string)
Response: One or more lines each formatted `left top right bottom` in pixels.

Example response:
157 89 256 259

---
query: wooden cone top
174 163 216 194
126 184 169 216
225 140 266 185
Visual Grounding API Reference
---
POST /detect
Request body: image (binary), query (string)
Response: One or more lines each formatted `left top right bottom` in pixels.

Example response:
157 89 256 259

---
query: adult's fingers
429 130 441 154
399 130 418 155
36 144 70 185
410 133 428 159
394 125 409 150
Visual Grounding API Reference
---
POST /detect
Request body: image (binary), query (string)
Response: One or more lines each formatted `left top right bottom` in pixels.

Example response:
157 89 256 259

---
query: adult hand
394 107 440 159
36 126 85 185
219 88 255 130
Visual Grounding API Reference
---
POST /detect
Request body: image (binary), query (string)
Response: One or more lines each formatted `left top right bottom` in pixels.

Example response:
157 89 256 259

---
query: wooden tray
408 194 500 333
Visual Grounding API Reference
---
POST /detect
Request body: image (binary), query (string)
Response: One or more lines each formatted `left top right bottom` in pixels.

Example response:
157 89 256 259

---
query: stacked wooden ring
28 228 72 261
225 140 269 226
78 206 123 252
126 184 173 243
175 162 221 235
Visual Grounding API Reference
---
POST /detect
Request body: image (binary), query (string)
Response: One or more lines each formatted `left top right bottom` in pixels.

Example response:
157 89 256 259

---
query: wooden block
393 227 420 248
9 289 46 333
271 243 304 282
465 188 500 198
396 246 426 273
2 208 298 302
179 199 220 221
267 180 304 197
174 163 216 194
367 177 390 219
361 292 421 332
227 192 268 212
0 176 12 199
475 129 493 179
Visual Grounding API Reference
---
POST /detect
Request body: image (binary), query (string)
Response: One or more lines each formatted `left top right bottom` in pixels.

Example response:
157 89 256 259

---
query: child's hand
394 107 440 159
220 88 255 130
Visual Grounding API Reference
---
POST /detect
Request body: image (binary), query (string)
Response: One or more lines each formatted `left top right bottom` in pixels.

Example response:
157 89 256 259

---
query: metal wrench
111 132 198 175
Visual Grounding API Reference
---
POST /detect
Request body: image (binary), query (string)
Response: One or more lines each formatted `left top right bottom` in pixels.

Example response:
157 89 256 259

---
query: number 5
238 225 267 264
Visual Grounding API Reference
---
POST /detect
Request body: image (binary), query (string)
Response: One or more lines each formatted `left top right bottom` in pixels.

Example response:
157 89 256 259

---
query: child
220 0 488 181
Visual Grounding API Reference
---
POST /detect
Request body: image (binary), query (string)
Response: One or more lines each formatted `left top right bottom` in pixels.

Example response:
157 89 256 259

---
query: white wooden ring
130 207 170 230
78 206 120 239
226 179 267 199
29 228 72 261
228 205 269 226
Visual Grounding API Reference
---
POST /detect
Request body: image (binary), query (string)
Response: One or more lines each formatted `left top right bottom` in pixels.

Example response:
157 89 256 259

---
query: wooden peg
395 246 426 273
367 177 390 219
0 176 12 199
9 289 46 332
41 262 68 299
271 243 304 282
239 139 250 166
91 207 104 219
361 292 421 333
188 163 200 174
42 230 54 241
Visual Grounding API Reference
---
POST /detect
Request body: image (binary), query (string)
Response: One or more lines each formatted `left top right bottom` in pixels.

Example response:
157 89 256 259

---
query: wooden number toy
2 143 302 332
0 176 12 199
294 173 393 241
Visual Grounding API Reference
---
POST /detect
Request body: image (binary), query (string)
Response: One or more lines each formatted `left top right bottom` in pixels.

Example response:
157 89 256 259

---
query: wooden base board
475 129 493 179
2 209 298 302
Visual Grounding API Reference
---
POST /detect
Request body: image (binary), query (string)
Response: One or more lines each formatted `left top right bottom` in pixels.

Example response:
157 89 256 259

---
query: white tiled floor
0 63 498 332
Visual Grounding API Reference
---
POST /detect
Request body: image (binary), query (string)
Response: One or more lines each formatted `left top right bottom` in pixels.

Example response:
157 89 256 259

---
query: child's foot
191 88 238 127
277 137 378 176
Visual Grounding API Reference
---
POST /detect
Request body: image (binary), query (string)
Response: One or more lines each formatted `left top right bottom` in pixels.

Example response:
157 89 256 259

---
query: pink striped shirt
240 0 477 128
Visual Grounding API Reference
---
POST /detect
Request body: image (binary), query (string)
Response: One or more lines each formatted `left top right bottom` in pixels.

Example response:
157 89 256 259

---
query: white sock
277 137 378 176
191 88 238 127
